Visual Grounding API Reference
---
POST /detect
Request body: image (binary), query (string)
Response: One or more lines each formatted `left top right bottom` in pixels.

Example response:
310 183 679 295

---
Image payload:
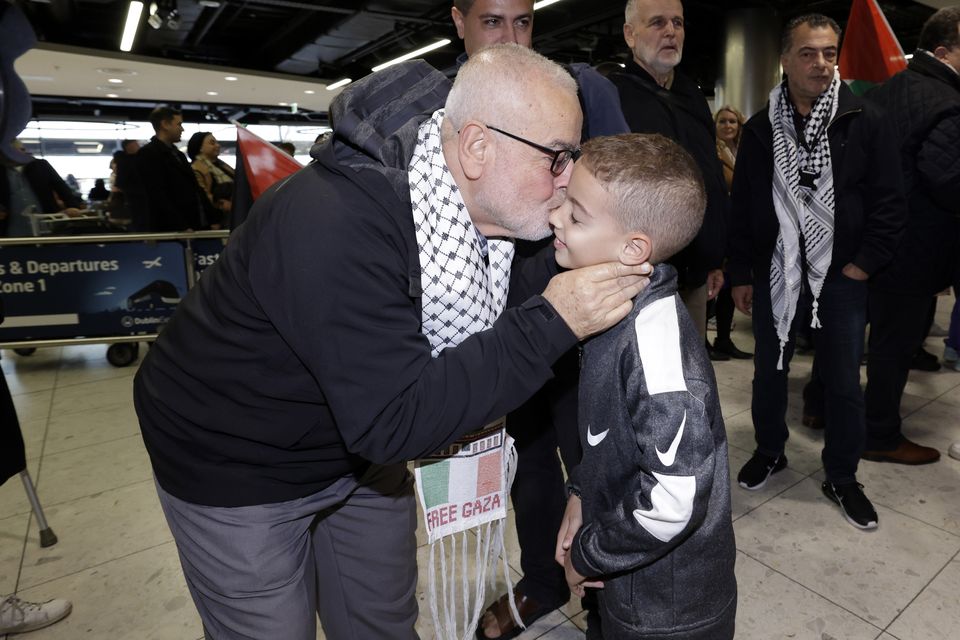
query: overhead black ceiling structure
16 0 939 122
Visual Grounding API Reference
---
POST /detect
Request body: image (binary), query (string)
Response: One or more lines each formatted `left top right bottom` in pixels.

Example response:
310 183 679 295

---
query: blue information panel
0 242 189 341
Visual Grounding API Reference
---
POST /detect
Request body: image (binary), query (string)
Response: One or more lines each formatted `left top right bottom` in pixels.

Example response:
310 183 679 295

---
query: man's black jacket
135 137 204 231
610 60 727 288
727 82 906 287
134 62 577 507
867 52 960 295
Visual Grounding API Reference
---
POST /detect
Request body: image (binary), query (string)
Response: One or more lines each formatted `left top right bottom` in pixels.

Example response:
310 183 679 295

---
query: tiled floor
2 299 959 640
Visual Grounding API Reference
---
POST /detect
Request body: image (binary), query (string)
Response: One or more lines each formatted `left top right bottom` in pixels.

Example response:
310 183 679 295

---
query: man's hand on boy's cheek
543 261 653 340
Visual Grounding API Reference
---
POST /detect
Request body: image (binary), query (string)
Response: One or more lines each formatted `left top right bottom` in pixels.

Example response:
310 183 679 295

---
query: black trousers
751 274 868 484
506 347 582 607
1 371 27 485
864 289 932 450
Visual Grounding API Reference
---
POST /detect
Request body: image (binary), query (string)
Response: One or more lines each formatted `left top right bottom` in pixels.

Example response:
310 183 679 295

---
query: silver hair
626 0 683 24
444 43 577 133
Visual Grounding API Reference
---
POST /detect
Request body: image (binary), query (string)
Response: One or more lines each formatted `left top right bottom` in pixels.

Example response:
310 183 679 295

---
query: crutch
20 469 57 547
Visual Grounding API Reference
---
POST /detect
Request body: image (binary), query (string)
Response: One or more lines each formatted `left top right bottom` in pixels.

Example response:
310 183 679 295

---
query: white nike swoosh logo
586 424 609 447
655 411 686 467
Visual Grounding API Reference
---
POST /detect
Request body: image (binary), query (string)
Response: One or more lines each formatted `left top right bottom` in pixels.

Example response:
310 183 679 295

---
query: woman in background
187 132 235 228
710 106 752 360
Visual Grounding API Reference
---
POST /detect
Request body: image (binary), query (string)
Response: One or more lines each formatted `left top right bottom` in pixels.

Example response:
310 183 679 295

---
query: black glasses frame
485 124 581 176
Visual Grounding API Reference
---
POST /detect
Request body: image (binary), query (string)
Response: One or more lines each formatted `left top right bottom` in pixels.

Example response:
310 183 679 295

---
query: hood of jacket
311 60 451 203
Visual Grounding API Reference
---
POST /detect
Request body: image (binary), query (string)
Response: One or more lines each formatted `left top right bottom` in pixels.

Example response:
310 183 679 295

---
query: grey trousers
156 463 419 640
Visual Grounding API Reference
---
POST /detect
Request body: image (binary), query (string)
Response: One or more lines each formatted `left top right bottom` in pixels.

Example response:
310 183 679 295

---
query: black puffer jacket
867 52 960 295
727 83 906 287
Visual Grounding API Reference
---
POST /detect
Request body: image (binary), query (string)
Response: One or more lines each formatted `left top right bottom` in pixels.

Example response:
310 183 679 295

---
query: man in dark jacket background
134 105 205 232
610 0 726 339
728 14 905 530
862 7 960 465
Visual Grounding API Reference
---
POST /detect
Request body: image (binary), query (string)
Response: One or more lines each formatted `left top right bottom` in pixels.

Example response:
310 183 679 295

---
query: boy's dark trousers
506 347 582 609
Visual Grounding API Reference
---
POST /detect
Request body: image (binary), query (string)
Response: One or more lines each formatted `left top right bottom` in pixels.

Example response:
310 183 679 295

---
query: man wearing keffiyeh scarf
134 44 654 640
727 15 906 531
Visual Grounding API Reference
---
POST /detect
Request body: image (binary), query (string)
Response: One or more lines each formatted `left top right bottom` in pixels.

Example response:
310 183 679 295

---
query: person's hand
732 285 753 316
555 496 603 596
706 269 725 300
563 546 604 596
842 263 869 281
0 208 8 221
542 262 653 340
62 207 82 217
555 495 582 568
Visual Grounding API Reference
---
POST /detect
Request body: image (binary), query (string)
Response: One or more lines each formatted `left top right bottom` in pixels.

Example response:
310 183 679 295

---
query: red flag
234 125 302 200
839 0 907 94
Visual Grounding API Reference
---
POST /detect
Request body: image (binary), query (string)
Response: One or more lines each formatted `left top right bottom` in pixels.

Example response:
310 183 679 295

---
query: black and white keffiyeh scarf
409 109 514 355
768 69 840 369
409 110 521 640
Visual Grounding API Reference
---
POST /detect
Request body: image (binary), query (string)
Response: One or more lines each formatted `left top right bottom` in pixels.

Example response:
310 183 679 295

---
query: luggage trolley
0 231 229 365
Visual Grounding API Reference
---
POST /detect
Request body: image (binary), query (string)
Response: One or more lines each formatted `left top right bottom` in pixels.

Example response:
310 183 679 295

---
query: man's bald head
442 44 582 241
444 43 577 133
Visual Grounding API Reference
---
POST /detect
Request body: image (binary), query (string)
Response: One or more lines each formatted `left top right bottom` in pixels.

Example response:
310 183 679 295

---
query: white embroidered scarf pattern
768 69 840 369
409 108 514 355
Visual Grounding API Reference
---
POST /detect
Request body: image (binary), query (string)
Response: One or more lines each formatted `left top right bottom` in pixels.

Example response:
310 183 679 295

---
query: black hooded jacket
134 62 577 507
727 82 906 287
610 61 727 288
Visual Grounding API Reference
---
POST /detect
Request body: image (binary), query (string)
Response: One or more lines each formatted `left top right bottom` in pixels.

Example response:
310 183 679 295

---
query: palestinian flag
230 125 302 229
839 0 907 95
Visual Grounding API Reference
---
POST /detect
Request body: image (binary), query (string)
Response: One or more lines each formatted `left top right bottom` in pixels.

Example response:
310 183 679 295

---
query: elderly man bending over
134 44 650 639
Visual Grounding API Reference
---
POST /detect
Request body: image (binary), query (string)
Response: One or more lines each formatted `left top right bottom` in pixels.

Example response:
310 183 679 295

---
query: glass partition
16 119 330 196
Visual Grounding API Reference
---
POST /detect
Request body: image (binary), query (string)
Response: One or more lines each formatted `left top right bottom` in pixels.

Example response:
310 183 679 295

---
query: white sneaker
0 595 72 634
949 442 960 461
944 345 959 364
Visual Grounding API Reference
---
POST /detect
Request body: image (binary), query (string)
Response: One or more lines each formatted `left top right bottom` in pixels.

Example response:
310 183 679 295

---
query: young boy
552 134 737 639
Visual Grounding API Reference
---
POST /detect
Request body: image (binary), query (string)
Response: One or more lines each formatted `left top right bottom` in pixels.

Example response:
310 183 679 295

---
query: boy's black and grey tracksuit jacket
569 266 737 639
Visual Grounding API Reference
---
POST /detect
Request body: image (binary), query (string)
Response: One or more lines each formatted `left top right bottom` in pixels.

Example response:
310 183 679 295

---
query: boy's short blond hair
579 133 705 263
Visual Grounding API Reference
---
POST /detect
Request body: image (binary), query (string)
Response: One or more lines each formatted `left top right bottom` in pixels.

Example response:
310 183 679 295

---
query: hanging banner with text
414 418 512 544
0 242 189 341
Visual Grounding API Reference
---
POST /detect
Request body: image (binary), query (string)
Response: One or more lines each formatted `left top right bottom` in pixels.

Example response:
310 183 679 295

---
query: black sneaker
737 452 787 491
821 481 878 530
910 348 941 372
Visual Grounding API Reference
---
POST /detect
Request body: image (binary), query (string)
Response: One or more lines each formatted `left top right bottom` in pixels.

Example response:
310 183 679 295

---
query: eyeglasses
485 124 581 177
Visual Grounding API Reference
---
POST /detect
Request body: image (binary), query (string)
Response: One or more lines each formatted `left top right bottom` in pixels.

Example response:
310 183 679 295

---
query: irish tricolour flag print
415 419 511 544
